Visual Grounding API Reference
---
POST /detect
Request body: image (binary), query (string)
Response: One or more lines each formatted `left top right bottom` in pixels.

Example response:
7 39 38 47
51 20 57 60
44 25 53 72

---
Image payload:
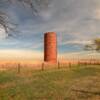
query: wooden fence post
58 61 60 69
17 63 21 74
42 63 44 71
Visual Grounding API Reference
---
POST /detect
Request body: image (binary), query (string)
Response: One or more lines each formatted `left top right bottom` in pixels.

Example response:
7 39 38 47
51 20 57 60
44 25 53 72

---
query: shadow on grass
72 89 100 96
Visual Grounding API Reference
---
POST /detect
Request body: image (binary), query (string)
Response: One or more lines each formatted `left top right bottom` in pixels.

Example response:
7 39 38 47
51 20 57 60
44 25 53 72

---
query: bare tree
0 0 18 34
84 38 100 52
0 0 50 36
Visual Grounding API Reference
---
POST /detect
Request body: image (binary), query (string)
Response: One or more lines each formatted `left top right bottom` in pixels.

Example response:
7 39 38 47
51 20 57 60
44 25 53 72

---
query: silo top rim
44 32 56 35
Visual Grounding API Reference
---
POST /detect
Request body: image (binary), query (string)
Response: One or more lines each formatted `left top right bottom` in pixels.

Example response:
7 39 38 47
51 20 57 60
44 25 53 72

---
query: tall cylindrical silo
44 32 57 63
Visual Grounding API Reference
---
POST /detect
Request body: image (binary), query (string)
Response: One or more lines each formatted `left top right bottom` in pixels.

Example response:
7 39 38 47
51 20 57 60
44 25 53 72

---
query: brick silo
44 32 57 63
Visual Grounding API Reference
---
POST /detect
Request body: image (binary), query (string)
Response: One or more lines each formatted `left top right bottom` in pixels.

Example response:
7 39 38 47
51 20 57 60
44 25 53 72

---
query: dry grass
0 59 100 71
0 64 100 100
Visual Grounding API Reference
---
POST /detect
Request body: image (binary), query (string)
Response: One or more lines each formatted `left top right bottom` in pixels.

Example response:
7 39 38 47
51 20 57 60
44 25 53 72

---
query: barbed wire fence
0 56 100 73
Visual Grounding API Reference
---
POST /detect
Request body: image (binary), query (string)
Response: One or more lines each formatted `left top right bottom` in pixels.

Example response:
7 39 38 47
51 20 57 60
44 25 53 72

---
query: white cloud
94 8 100 20
0 27 7 39
18 0 100 40
0 0 100 51
61 40 92 45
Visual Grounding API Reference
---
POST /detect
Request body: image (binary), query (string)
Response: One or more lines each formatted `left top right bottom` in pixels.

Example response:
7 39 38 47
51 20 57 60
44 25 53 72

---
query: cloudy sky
0 0 100 60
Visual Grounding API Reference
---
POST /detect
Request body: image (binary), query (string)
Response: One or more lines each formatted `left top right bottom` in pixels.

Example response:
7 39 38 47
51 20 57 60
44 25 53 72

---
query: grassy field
0 65 100 100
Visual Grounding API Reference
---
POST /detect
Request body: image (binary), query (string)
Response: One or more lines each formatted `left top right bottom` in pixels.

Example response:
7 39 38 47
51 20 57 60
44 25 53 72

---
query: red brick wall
44 32 57 63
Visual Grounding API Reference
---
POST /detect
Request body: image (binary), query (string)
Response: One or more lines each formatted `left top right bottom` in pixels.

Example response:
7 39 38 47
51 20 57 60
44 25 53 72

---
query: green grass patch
0 65 100 100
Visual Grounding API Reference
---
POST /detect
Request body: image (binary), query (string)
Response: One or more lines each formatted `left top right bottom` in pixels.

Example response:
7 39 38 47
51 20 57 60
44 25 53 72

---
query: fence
0 59 100 73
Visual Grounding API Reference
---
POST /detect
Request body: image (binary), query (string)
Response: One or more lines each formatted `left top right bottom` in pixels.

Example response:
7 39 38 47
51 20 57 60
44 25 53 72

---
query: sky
0 0 100 60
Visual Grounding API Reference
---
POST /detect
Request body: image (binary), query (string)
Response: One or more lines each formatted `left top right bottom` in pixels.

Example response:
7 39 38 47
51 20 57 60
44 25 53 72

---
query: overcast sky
0 0 100 60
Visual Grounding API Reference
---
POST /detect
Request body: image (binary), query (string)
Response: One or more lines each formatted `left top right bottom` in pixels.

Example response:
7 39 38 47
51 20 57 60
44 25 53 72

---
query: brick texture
44 32 57 63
